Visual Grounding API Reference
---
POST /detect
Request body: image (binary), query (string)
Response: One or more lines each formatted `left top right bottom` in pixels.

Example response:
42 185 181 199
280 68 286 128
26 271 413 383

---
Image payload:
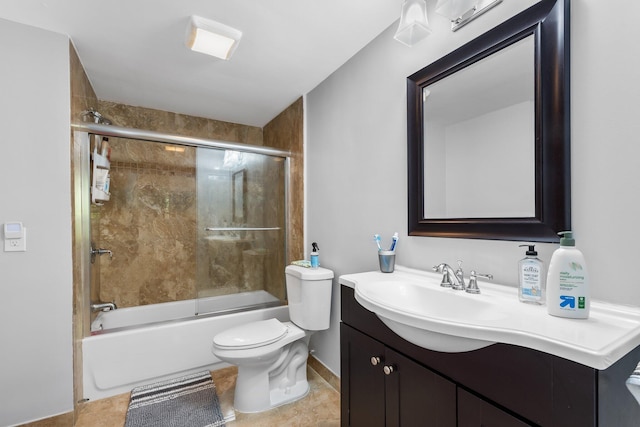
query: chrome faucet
433 263 465 290
90 243 113 264
433 262 492 293
454 260 465 290
91 302 117 312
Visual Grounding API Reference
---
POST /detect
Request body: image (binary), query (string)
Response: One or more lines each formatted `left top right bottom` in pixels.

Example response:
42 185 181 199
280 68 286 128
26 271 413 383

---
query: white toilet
212 265 334 413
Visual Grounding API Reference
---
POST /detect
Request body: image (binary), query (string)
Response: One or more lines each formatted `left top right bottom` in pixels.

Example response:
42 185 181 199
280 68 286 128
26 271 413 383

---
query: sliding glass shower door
80 124 289 321
195 147 287 315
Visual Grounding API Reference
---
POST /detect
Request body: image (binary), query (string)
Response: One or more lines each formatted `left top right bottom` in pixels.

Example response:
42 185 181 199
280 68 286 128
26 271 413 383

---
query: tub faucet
90 243 112 264
433 263 465 290
91 302 117 312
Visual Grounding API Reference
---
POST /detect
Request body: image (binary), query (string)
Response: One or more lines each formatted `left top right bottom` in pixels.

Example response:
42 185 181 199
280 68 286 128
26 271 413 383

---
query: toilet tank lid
286 265 334 280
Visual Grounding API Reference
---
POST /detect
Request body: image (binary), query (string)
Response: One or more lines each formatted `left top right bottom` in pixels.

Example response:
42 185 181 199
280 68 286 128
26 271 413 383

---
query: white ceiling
0 0 400 127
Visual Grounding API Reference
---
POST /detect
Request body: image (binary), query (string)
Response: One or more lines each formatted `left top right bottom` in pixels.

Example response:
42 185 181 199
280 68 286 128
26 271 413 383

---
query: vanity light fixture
394 0 432 47
435 0 502 32
185 15 242 60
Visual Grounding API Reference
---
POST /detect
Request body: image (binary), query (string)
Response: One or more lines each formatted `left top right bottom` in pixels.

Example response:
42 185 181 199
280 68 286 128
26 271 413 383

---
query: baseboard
308 354 340 392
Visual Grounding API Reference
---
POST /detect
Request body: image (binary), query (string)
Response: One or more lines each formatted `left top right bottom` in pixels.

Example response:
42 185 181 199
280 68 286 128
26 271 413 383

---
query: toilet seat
213 318 288 350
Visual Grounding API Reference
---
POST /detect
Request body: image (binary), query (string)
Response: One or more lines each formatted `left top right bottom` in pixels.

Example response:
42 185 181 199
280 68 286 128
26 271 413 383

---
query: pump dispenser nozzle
519 244 538 256
558 231 575 246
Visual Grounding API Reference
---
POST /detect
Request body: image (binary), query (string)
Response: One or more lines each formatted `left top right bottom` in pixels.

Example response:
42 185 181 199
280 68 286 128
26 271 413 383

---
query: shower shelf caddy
91 149 110 205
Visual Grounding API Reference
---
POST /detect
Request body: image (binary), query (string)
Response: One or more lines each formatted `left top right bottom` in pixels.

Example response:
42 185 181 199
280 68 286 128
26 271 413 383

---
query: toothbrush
389 232 398 251
374 234 382 251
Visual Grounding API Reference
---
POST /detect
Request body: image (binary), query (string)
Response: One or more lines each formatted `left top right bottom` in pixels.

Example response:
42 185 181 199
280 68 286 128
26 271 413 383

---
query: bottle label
521 264 541 299
556 262 586 310
558 268 585 291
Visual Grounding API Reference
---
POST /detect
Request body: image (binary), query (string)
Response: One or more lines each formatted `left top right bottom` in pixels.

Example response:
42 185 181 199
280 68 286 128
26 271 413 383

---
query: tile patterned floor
74 366 340 427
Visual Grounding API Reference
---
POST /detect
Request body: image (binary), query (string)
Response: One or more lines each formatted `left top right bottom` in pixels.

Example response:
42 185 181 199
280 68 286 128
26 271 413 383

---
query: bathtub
83 291 289 401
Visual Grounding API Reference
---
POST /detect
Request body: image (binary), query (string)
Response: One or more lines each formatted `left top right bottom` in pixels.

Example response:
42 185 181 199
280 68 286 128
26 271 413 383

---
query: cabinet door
384 348 456 427
458 388 533 427
341 325 386 427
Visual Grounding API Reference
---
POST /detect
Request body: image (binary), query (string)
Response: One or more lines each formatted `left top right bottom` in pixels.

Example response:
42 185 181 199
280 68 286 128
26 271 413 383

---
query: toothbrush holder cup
378 250 396 273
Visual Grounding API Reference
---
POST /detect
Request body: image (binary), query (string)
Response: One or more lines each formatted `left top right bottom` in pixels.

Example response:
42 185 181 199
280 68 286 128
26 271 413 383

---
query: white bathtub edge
83 305 289 401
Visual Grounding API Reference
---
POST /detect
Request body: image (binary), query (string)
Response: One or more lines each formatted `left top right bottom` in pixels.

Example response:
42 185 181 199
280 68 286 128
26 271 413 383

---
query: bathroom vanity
340 277 640 426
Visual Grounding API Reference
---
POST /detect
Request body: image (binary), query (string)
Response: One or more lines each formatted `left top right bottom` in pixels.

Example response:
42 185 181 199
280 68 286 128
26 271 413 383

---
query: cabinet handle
383 365 395 375
370 356 382 366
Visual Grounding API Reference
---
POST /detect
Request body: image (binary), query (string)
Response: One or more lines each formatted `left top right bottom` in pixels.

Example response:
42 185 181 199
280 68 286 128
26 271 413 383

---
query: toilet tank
285 265 334 331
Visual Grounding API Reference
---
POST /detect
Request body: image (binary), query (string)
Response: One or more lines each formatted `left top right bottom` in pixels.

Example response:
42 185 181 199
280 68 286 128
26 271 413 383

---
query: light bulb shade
435 0 478 20
394 0 432 47
186 15 242 60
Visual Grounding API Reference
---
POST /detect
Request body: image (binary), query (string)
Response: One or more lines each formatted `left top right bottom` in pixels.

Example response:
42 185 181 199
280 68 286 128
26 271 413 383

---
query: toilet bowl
212 265 333 413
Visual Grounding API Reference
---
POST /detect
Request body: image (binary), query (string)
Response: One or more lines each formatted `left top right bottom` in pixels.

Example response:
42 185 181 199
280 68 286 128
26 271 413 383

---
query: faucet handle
467 271 493 294
433 264 453 288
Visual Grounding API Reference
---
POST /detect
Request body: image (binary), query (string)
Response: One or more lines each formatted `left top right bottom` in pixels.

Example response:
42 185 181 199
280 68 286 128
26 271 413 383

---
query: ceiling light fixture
185 15 242 60
435 0 503 32
394 0 432 47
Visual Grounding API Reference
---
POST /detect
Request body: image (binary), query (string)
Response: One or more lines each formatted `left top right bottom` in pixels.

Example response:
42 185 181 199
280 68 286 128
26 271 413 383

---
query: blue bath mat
124 371 226 427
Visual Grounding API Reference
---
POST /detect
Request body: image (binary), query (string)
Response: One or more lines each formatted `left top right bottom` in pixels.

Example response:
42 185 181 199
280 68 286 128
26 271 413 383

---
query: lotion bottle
546 231 590 319
518 244 544 305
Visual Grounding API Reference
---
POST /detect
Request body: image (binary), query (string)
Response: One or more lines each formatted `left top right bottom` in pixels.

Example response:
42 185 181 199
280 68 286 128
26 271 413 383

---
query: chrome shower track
72 122 292 158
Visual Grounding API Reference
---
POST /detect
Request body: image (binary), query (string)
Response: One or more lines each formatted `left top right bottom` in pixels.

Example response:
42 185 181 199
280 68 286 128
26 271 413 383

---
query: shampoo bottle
518 244 544 305
546 231 590 319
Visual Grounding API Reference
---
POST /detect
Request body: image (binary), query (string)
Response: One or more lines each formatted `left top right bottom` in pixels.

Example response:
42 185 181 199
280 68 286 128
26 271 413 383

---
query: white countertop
340 265 640 370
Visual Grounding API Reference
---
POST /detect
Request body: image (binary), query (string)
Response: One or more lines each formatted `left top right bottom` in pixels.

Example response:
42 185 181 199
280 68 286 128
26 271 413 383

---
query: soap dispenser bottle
518 244 545 305
546 231 590 319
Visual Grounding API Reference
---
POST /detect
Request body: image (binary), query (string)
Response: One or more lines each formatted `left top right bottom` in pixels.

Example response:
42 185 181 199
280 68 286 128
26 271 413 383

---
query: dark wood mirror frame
407 0 569 242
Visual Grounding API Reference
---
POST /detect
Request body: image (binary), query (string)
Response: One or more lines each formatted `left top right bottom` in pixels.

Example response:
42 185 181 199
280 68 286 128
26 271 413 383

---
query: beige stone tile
227 366 340 427
18 412 74 427
75 392 129 427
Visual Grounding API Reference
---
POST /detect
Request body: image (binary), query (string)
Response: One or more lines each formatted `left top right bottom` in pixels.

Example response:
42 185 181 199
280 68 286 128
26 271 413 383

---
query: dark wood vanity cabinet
342 324 530 427
457 388 531 427
340 285 616 427
343 324 457 427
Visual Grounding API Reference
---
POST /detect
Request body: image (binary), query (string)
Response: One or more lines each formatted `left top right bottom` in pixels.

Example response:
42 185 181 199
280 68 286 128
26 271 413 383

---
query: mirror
407 0 570 242
424 35 535 219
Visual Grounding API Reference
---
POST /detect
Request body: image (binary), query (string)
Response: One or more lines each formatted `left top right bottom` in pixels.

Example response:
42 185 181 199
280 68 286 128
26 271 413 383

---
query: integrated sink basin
340 265 640 370
356 278 505 352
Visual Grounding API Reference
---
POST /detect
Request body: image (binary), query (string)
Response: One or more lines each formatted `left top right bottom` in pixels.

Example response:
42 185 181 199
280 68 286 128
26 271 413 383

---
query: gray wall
307 0 640 376
0 19 73 425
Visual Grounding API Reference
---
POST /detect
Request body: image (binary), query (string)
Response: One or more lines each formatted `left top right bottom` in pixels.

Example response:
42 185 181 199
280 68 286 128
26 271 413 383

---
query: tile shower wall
264 98 304 271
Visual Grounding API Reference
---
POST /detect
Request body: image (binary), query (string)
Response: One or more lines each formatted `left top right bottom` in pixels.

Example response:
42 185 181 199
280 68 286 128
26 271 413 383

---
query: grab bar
205 227 281 231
